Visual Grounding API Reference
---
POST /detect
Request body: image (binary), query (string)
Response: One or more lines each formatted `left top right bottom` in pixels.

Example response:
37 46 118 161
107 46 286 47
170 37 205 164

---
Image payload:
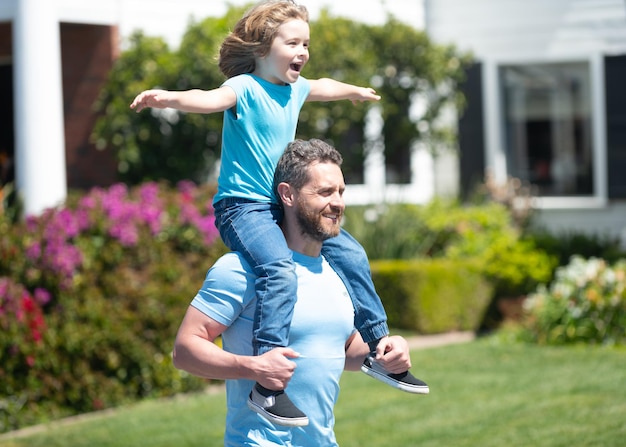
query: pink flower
34 288 51 306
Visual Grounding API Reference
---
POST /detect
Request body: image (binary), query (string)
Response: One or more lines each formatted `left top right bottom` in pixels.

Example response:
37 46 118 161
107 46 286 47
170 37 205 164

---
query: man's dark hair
273 139 343 200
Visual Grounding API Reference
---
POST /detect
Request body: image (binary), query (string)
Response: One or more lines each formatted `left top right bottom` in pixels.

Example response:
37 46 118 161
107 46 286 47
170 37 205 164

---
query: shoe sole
361 364 430 395
247 398 310 427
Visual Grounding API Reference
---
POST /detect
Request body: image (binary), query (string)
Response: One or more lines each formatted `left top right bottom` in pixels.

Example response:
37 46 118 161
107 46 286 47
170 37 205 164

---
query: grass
1 337 625 447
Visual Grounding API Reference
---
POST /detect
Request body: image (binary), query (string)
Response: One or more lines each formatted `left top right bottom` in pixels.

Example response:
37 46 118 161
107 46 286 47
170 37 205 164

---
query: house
424 0 626 244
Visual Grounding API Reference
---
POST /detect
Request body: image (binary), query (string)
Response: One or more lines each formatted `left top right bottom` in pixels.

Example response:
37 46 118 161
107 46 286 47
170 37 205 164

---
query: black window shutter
605 54 626 199
458 62 485 200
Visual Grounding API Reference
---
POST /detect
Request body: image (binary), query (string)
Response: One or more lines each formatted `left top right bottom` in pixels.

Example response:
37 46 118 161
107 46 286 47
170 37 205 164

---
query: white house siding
425 0 626 59
425 0 626 246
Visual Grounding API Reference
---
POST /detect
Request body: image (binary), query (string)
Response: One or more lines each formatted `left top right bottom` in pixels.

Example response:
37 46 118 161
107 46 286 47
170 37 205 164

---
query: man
173 139 427 446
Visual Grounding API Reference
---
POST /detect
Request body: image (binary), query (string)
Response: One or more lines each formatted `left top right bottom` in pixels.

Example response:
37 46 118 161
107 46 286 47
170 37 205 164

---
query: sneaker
247 384 309 427
361 355 430 394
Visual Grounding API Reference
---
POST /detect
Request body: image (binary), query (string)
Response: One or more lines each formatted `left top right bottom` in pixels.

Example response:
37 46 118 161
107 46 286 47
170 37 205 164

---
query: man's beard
295 199 342 242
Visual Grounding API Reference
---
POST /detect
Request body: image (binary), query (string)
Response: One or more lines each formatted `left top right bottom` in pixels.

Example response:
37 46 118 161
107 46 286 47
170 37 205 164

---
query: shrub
521 256 626 345
344 201 556 298
527 230 626 267
371 259 492 334
0 181 227 433
342 204 443 259
0 278 50 430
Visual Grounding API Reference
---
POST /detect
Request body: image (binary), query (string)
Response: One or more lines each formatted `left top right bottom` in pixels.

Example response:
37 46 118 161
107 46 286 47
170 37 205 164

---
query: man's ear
276 182 295 207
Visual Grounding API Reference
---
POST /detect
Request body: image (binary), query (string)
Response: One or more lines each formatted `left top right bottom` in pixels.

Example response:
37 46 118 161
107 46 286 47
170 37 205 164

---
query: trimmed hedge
371 259 492 334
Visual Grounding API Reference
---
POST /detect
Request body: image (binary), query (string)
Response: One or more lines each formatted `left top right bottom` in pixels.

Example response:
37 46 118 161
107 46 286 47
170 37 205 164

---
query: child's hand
351 87 381 105
130 89 170 112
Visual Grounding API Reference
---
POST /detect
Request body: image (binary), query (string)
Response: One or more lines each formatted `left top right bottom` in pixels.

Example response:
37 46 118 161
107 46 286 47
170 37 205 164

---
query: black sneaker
361 355 430 394
247 383 309 427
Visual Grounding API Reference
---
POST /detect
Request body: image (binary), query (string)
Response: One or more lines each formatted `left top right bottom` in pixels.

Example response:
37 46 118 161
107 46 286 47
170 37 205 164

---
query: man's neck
281 222 323 258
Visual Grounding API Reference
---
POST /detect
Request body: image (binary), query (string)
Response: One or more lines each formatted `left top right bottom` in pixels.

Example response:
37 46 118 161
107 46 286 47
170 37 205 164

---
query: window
500 62 593 197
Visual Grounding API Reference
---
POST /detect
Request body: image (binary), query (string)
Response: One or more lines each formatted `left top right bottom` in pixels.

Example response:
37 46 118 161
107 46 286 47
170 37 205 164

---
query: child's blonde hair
219 0 309 78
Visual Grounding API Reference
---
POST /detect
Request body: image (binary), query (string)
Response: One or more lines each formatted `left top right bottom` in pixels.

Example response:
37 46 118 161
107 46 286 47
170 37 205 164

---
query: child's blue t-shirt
191 251 355 447
214 74 311 205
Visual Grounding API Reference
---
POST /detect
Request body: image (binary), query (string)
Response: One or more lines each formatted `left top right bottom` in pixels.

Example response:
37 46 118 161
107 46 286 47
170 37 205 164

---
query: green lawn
1 337 625 447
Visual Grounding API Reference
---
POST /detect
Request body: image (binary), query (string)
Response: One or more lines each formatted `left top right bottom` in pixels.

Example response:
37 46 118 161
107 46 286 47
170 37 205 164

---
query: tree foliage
93 5 472 186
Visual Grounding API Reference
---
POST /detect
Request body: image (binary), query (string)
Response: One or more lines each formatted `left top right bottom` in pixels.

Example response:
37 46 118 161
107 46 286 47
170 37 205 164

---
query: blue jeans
214 198 389 355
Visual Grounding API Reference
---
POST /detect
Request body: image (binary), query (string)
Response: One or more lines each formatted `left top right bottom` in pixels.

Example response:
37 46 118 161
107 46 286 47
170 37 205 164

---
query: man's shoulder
196 252 255 307
211 251 253 274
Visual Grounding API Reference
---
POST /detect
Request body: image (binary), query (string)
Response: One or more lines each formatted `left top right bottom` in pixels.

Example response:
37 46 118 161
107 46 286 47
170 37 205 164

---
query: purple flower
44 208 80 239
178 201 218 246
25 241 42 260
177 180 196 195
33 288 51 306
41 237 83 280
109 221 139 246
138 183 164 234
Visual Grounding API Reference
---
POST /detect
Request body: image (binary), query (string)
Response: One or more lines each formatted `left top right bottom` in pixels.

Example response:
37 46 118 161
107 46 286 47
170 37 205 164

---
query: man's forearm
344 332 370 371
173 336 256 381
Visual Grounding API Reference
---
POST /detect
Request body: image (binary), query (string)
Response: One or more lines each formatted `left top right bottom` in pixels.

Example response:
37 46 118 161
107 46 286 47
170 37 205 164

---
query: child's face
255 19 310 85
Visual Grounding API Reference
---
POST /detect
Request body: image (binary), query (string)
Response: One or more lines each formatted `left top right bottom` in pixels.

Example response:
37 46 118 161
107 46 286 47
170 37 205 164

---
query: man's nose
330 193 345 209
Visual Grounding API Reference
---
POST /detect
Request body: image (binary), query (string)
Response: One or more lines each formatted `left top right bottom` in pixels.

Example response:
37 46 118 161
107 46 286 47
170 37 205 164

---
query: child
131 0 428 428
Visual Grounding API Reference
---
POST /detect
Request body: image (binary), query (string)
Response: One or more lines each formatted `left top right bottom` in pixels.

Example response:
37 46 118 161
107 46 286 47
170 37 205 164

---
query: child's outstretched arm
306 78 381 105
130 86 237 114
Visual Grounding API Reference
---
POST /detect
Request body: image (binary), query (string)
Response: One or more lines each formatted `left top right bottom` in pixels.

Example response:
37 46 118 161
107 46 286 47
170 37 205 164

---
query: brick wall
0 22 11 56
61 23 119 189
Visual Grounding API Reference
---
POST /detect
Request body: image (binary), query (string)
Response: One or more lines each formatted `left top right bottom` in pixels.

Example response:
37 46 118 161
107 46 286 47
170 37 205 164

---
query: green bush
371 259 492 334
521 256 626 345
527 230 626 267
342 204 445 259
345 201 557 298
0 182 227 433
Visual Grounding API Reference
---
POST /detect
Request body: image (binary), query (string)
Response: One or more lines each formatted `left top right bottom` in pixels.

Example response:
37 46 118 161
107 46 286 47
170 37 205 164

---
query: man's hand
373 335 412 374
254 348 300 391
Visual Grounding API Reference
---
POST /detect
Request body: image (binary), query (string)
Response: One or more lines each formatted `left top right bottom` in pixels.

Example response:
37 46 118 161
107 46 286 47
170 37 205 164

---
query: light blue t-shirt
191 251 355 447
214 74 311 204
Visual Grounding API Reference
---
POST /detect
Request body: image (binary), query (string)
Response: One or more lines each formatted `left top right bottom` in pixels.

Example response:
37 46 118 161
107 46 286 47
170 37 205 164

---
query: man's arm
130 86 237 114
173 305 300 390
344 332 413 374
306 78 381 104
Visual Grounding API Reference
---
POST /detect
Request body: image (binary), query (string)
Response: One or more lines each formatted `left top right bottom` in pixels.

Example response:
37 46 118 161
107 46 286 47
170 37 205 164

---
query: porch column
13 0 67 215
